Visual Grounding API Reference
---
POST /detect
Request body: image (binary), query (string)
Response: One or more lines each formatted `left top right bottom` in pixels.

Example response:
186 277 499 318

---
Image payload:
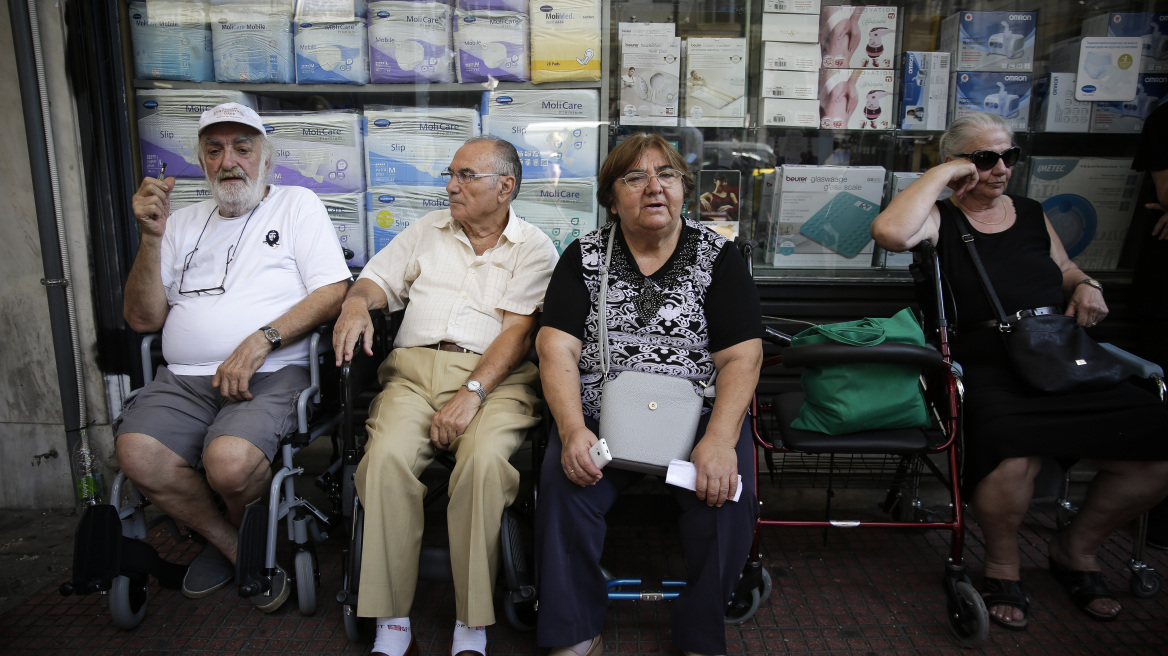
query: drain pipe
9 0 97 503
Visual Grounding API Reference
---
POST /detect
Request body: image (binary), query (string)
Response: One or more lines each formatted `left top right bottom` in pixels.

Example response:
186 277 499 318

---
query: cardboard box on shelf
819 5 898 69
617 36 682 126
1073 38 1143 102
760 70 819 99
1089 73 1168 133
684 38 747 128
950 71 1031 131
819 69 896 130
763 41 821 72
260 110 366 194
1033 73 1091 133
900 52 950 130
763 0 820 15
480 88 601 180
761 98 819 127
761 12 818 44
767 165 887 268
940 11 1036 72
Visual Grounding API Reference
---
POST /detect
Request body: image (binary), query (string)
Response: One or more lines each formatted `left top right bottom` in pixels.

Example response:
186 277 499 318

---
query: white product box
481 89 601 180
900 52 950 130
768 165 886 268
618 36 682 126
169 178 212 213
950 71 1031 131
1074 38 1143 102
1027 157 1143 270
760 70 818 99
137 90 258 179
366 185 450 256
761 12 818 44
529 0 603 83
1082 12 1168 73
762 41 821 72
128 1 214 82
320 193 367 267
453 9 530 83
617 22 675 39
1033 73 1091 133
819 69 896 130
259 111 365 193
881 172 952 268
819 6 898 69
940 11 1036 72
761 98 819 127
363 106 480 187
512 177 598 254
211 2 296 83
763 0 819 15
294 19 369 85
368 1 455 83
684 38 747 128
1089 73 1168 133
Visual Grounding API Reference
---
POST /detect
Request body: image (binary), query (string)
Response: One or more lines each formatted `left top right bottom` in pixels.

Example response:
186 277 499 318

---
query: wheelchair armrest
140 333 161 384
1099 343 1165 379
763 326 792 347
781 342 944 370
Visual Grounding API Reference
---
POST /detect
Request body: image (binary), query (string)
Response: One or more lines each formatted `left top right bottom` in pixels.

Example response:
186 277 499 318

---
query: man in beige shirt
333 135 558 656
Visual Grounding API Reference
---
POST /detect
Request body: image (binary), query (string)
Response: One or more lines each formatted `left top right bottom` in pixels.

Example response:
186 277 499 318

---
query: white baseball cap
198 102 265 135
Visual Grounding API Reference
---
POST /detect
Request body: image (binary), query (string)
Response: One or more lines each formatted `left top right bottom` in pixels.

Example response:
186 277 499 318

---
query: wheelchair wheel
108 575 147 630
500 507 538 632
759 566 773 603
724 586 761 625
340 503 374 643
946 580 989 647
295 549 318 616
1130 569 1162 599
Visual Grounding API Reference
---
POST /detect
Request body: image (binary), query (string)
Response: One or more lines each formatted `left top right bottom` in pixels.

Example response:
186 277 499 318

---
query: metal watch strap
1075 277 1103 292
463 381 486 403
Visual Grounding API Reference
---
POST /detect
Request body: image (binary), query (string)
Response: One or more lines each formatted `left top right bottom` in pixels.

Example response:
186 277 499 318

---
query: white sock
372 617 412 656
566 638 595 655
451 620 487 655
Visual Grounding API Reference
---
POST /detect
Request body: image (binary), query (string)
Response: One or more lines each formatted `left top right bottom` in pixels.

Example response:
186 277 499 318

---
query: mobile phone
589 438 612 470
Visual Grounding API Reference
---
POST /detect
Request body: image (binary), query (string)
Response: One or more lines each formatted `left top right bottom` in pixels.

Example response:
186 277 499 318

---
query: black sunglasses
956 146 1021 171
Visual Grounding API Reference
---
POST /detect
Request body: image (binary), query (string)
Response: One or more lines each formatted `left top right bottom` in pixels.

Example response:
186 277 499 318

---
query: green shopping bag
789 307 931 435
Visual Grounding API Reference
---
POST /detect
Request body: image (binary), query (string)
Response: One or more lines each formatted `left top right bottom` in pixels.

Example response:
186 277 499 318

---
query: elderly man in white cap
116 102 351 610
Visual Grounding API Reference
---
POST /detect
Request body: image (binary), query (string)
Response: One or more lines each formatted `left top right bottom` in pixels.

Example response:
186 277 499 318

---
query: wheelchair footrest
236 504 271 598
61 504 187 596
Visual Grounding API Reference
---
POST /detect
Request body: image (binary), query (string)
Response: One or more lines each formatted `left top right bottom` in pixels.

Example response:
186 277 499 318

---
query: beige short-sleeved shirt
358 207 559 354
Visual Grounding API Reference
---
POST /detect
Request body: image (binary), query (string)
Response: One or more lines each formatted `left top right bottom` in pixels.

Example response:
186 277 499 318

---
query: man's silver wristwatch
260 325 282 350
463 380 486 403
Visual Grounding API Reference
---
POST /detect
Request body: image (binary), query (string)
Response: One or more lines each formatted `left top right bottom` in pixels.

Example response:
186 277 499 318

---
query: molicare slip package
1081 12 1168 73
480 89 600 180
128 1 214 82
760 70 818 99
684 38 747 128
512 177 598 254
453 9 530 83
366 185 450 255
899 52 950 130
819 6 898 69
940 11 1036 72
767 165 886 268
320 193 368 267
763 0 819 14
259 111 366 194
137 90 258 179
169 179 213 213
819 69 896 130
367 1 455 83
1032 72 1091 133
294 19 369 84
618 35 682 126
950 71 1031 131
210 1 296 83
363 106 481 187
762 41 821 72
1027 157 1142 271
529 0 602 83
761 12 818 44
1089 73 1168 133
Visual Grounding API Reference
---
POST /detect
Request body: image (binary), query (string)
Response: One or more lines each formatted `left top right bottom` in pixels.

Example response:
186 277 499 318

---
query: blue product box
1089 73 1168 133
295 20 369 84
900 52 950 130
950 71 1031 131
1082 12 1168 73
128 1 214 82
940 11 1036 72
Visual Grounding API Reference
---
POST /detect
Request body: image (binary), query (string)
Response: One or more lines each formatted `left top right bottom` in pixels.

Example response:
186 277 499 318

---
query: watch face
467 381 482 391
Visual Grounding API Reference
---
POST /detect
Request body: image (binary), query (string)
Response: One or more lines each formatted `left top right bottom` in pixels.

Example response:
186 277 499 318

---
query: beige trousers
355 347 540 625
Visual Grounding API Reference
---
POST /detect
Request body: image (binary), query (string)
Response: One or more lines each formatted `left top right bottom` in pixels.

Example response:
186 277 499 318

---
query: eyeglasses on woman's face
617 168 684 191
441 169 502 185
956 146 1022 171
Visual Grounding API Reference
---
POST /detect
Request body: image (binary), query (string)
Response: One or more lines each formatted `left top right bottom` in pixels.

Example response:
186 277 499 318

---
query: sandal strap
981 577 1031 613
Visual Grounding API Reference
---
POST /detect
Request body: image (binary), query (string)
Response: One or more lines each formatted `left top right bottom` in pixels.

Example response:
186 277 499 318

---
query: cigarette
158 162 167 180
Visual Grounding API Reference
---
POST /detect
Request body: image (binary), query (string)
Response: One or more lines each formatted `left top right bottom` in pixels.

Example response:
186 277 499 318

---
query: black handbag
944 199 1133 394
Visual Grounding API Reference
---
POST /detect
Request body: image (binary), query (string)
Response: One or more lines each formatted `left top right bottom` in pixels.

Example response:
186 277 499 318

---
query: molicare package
458 0 526 11
1027 157 1142 270
1073 38 1143 102
367 1 455 83
169 178 213 213
768 165 887 268
363 106 480 187
512 177 598 254
760 70 818 99
763 0 819 14
950 71 1031 131
900 52 950 130
1082 12 1168 73
366 185 451 256
1089 73 1168 133
137 90 258 179
763 41 820 72
760 98 818 127
684 38 747 128
1032 73 1091 133
819 6 898 69
618 36 681 127
529 0 602 83
210 1 296 83
940 11 1035 72
128 1 214 82
453 9 530 83
480 89 600 179
819 69 896 130
320 193 368 267
292 0 368 20
294 19 369 84
761 12 818 44
259 111 365 193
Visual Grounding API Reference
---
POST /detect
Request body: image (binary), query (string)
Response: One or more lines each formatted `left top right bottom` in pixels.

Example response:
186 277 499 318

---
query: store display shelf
132 79 604 95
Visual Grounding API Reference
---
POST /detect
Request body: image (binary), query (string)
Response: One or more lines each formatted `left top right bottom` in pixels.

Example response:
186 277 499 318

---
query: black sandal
1048 557 1121 622
980 577 1030 631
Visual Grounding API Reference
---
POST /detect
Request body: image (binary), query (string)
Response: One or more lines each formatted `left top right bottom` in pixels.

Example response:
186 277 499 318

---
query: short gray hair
464 134 522 200
938 112 1014 160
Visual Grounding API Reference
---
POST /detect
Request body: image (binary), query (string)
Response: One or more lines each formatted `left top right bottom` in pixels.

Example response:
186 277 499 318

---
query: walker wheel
947 580 989 647
1130 570 1162 599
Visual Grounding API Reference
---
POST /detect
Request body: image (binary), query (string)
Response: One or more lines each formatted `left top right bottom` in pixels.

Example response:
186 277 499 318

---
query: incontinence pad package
320 193 368 267
1089 73 1168 133
292 0 369 20
137 90 258 179
512 177 598 254
951 71 1031 131
768 165 886 268
529 0 602 83
368 1 455 83
480 89 600 179
169 178 213 213
295 19 369 84
366 185 451 255
1082 12 1168 73
129 1 213 82
818 69 896 130
459 0 526 11
940 11 1035 72
453 9 530 83
363 106 481 187
618 36 682 126
211 1 296 83
900 52 950 130
819 6 898 69
685 38 747 128
259 111 365 193
1073 38 1143 102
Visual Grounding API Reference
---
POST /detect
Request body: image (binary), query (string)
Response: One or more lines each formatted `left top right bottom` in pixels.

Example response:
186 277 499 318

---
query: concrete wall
0 2 113 510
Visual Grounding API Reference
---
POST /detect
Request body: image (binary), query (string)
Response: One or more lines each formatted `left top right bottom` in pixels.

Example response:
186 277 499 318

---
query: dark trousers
535 415 758 655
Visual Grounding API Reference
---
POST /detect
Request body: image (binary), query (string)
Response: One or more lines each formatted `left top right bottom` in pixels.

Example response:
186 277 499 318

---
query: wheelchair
60 326 343 628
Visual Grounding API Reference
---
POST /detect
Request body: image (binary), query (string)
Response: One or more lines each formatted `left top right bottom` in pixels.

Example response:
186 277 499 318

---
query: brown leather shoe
549 635 602 656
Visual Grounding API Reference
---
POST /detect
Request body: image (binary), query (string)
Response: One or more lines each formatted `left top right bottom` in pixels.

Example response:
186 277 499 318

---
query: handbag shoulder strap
939 198 1012 328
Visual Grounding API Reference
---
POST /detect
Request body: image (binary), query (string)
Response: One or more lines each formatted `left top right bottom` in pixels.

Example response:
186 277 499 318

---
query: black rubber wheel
108 575 147 630
724 587 761 625
947 580 989 647
759 566 773 602
1130 570 1162 599
295 549 317 616
341 503 373 643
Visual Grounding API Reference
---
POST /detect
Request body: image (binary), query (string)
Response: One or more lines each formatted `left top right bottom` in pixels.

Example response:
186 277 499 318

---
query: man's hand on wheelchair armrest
333 298 376 367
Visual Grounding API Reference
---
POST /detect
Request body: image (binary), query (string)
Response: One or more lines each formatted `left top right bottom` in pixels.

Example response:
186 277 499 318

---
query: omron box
951 71 1031 131
1081 12 1168 73
761 98 818 127
1032 73 1091 132
760 70 818 99
1089 73 1168 133
819 6 898 69
819 69 896 130
940 11 1036 72
762 41 820 72
761 12 818 44
763 0 819 14
900 52 951 130
1027 157 1142 271
768 165 886 268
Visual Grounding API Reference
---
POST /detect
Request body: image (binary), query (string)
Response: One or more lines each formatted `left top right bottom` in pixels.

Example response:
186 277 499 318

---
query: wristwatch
1075 277 1103 293
260 325 282 350
463 380 486 403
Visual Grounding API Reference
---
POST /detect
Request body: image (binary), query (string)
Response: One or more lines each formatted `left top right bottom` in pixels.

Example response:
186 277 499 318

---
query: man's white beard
209 165 267 217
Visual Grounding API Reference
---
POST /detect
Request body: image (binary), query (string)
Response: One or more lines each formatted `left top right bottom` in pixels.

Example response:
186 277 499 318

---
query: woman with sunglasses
872 112 1168 631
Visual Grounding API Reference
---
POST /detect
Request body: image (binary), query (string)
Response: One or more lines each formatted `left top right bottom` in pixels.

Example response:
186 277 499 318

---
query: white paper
684 38 747 127
1075 38 1143 101
665 459 743 502
618 35 681 126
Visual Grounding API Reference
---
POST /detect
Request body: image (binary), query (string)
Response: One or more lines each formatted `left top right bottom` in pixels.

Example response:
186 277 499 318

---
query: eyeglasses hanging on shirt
178 205 258 297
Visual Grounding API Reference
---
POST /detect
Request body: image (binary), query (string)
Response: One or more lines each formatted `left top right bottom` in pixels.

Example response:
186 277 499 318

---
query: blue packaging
950 71 1031 131
320 193 368 267
128 1 214 82
211 3 296 83
363 106 480 187
295 20 369 84
940 11 1036 72
1082 12 1168 73
899 52 950 130
137 89 258 179
480 89 601 180
259 110 366 193
366 186 451 255
1090 73 1168 133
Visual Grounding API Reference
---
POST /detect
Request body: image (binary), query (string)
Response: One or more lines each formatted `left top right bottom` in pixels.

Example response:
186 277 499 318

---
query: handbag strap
939 198 1013 331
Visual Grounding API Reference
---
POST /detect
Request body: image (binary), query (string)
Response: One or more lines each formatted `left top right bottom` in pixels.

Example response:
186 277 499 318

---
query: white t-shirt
160 185 351 375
